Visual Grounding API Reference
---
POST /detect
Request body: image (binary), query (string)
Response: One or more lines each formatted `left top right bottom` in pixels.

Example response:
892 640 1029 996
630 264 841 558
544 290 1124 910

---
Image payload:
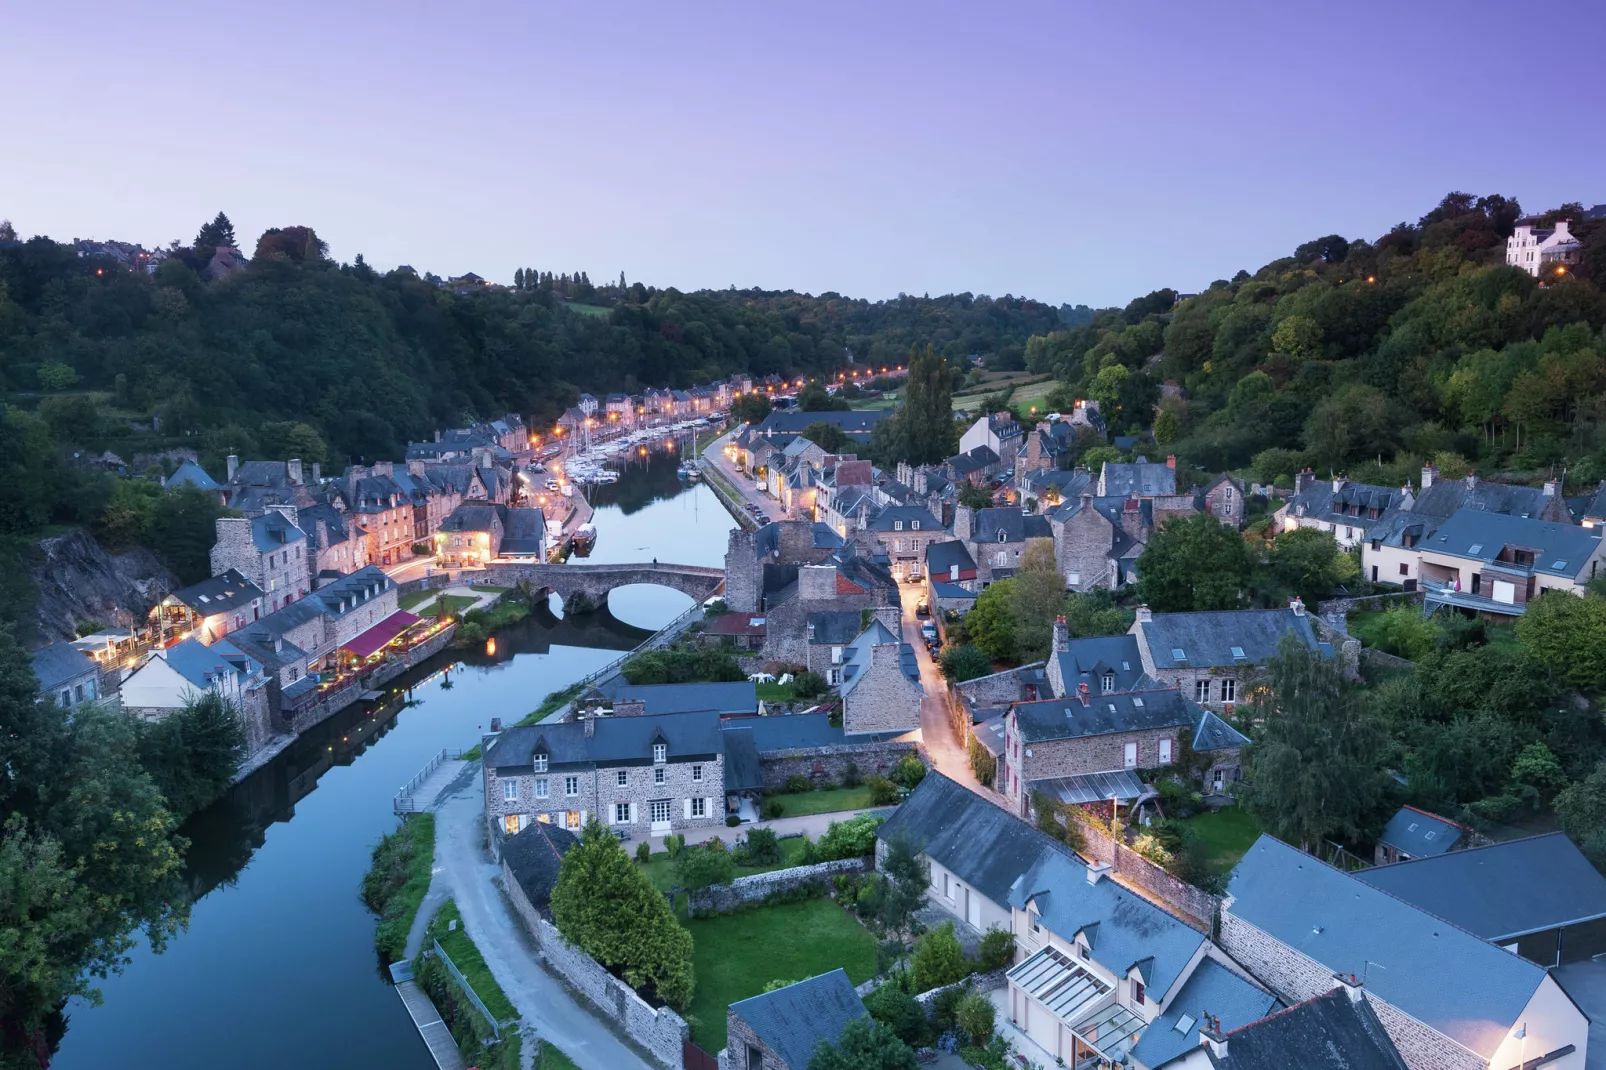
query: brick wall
842 643 922 734
688 858 866 916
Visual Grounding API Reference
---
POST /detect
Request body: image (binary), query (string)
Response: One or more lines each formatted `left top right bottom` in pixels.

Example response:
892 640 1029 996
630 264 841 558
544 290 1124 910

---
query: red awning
341 611 423 659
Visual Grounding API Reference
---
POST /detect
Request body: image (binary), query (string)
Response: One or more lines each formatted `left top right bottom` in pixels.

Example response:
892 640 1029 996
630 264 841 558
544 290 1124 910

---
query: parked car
920 621 937 641
915 601 930 618
905 570 923 584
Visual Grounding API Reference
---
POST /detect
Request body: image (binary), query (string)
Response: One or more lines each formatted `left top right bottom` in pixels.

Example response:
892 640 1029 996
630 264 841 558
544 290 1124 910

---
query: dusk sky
4 0 1600 307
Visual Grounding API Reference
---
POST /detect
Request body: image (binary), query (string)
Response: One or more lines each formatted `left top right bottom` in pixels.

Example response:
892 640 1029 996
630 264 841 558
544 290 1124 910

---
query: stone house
1371 805 1467 866
1273 471 1404 550
1014 420 1077 486
954 505 1054 584
480 709 728 839
1050 489 1150 592
1362 465 1571 589
960 411 1025 470
298 502 370 585
998 686 1247 816
857 504 946 580
835 619 922 735
1130 602 1329 711
436 502 547 566
1222 835 1589 1070
221 456 319 514
210 505 310 613
149 568 264 645
1155 986 1405 1070
337 463 418 565
120 636 273 750
722 519 845 615
804 609 870 676
725 970 867 1070
501 821 578 925
1044 618 1144 699
758 557 898 667
946 444 1003 487
924 538 978 590
699 612 767 652
31 642 101 710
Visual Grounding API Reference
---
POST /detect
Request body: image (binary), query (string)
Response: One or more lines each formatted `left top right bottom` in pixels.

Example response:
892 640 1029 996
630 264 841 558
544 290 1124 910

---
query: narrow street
430 771 655 1070
895 582 984 793
702 429 790 525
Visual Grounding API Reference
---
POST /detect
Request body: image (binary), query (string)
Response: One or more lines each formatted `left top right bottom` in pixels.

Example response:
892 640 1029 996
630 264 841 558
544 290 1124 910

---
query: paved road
431 770 656 1070
896 582 984 793
703 429 790 525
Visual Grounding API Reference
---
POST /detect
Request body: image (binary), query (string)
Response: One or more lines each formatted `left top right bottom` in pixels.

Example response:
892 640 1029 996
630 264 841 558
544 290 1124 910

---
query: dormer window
533 753 548 773
911 520 920 530
894 520 903 531
1102 673 1114 692
653 743 667 763
998 531 1008 543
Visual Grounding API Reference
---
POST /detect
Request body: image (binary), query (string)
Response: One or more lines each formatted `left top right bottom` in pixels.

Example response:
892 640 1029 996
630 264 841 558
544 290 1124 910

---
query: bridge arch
457 561 725 616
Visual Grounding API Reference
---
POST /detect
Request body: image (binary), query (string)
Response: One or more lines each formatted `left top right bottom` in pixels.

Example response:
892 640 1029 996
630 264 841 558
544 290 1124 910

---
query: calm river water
53 448 734 1070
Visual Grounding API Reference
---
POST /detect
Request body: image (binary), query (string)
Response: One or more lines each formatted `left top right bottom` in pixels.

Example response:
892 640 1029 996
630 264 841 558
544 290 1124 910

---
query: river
53 448 735 1070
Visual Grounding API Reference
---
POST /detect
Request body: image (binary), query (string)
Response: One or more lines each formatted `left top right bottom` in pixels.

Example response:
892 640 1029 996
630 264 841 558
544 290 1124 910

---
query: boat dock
391 961 466 1070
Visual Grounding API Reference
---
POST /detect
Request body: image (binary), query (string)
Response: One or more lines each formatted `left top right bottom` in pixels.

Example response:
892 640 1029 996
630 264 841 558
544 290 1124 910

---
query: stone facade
1200 476 1245 528
688 858 866 916
841 641 923 735
1051 501 1123 592
211 505 309 611
485 748 725 839
953 663 1047 706
758 738 919 789
725 1009 783 1070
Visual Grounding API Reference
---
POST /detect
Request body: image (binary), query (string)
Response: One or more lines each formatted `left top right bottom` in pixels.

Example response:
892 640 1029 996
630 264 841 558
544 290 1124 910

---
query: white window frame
564 775 579 797
616 769 628 786
654 767 666 785
692 764 703 782
1195 679 1211 703
502 780 518 802
653 743 667 764
691 797 706 818
535 778 549 799
1159 739 1173 764
1102 673 1115 692
1124 742 1138 768
533 753 548 773
650 799 672 824
614 802 630 824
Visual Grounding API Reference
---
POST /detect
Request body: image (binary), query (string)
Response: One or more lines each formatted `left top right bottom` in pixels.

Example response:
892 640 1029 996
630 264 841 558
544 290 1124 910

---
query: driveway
431 769 655 1070
896 582 983 793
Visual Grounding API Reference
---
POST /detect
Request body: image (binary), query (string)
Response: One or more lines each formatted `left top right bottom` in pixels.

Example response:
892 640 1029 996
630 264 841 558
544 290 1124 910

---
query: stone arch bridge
402 561 725 612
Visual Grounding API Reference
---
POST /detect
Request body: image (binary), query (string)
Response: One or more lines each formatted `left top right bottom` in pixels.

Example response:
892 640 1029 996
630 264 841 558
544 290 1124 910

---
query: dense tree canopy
1134 514 1254 611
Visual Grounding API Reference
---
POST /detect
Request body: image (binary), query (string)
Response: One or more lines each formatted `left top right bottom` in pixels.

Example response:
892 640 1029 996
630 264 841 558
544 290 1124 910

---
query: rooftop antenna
1361 960 1387 986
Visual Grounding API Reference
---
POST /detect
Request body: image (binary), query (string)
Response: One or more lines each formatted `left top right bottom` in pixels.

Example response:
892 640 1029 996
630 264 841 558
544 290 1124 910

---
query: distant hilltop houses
1505 204 1606 276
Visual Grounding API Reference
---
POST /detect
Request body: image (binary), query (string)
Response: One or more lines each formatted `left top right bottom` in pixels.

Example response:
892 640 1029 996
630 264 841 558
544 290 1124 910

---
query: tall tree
514 267 525 289
195 211 235 249
871 345 956 465
1011 538 1067 660
1134 513 1253 611
1236 637 1395 850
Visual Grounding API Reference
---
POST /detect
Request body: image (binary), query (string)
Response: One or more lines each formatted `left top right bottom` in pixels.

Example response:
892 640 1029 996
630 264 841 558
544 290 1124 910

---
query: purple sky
4 0 1600 307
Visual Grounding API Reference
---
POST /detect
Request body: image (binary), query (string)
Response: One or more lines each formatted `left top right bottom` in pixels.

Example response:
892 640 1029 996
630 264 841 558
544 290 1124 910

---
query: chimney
273 635 283 652
584 710 596 737
1290 596 1305 617
1333 971 1365 1002
954 505 974 543
1294 468 1314 494
408 458 427 479
1556 220 1572 239
1332 475 1346 493
1464 472 1478 489
311 462 321 484
1136 604 1152 623
1199 1018 1228 1059
1166 454 1177 470
1085 861 1111 884
1543 478 1562 498
227 454 239 482
373 460 394 478
287 458 303 485
490 717 502 732
434 429 442 443
1077 682 1091 707
1420 462 1437 489
1051 615 1068 654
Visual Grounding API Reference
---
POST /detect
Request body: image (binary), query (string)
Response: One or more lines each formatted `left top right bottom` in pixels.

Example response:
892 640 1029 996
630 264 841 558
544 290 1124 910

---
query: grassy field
563 301 611 318
428 594 479 620
1181 806 1262 876
684 899 877 1051
398 588 436 611
366 813 437 961
427 900 518 1022
950 373 1055 412
535 1044 581 1070
636 836 812 893
469 584 512 595
754 681 797 702
772 785 874 818
848 394 901 410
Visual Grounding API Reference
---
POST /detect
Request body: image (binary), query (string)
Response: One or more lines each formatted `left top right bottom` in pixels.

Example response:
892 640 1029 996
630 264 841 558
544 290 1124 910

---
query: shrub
761 798 785 820
928 984 966 1032
793 671 829 698
725 814 741 827
911 922 970 992
663 833 686 858
703 599 728 618
674 840 736 891
865 775 901 806
818 779 838 791
635 841 650 864
411 541 433 555
940 643 995 682
762 977 799 993
854 879 884 918
798 835 822 865
784 774 812 794
889 755 927 790
864 981 929 1047
842 762 862 788
967 733 996 787
955 991 996 1046
818 814 884 860
975 927 1014 972
743 826 781 865
1361 605 1440 661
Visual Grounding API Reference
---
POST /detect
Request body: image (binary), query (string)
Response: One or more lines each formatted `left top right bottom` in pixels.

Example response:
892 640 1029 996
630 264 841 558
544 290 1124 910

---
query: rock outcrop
30 528 177 643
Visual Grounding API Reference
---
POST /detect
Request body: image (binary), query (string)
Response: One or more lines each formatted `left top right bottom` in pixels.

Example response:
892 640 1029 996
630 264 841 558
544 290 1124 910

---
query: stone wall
911 969 1008 1009
1044 808 1220 929
687 858 866 916
725 528 762 614
529 914 688 1070
502 856 544 936
842 643 923 734
1315 589 1425 626
954 662 1045 706
724 1008 781 1070
760 738 918 788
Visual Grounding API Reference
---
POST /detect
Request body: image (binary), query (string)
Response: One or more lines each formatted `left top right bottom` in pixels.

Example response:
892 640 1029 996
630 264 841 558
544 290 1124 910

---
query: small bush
889 755 927 790
817 779 838 791
928 984 966 1032
842 762 862 788
817 814 884 860
635 841 651 864
798 835 822 865
663 833 686 858
784 774 812 794
975 927 1014 972
863 981 928 1047
854 879 884 918
725 814 742 827
912 922 970 992
793 671 829 698
743 826 781 865
865 775 901 806
760 798 785 821
955 991 997 1046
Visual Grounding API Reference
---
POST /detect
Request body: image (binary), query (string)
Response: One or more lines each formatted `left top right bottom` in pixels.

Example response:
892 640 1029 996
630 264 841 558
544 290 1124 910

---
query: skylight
1552 560 1568 570
1230 645 1246 659
1468 543 1483 555
1171 648 1186 661
1108 704 1116 713
1175 1014 1197 1035
1132 697 1144 707
1121 661 1130 670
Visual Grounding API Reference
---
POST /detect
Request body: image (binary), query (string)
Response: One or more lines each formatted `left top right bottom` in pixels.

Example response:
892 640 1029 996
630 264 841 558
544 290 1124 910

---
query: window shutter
684 798 692 819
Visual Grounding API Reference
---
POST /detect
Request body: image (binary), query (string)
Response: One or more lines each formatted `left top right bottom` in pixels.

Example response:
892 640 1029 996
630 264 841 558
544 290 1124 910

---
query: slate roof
500 507 546 555
1053 634 1143 697
808 610 865 646
755 410 889 438
298 502 354 549
1009 849 1208 999
1374 806 1464 859
485 710 725 771
1281 478 1401 528
602 681 758 716
165 460 221 491
250 510 307 551
721 727 762 792
925 539 977 575
501 822 578 914
868 505 941 533
838 621 920 701
31 642 99 692
948 445 1000 477
168 568 264 615
1582 480 1606 523
1226 836 1548 1059
1137 609 1325 670
1420 508 1602 580
729 969 866 1070
733 711 885 749
1371 476 1569 551
972 507 1052 544
877 772 1073 908
931 582 976 600
1128 958 1277 1069
162 637 259 688
1099 459 1176 497
1012 688 1247 751
1200 988 1408 1070
1359 832 1606 942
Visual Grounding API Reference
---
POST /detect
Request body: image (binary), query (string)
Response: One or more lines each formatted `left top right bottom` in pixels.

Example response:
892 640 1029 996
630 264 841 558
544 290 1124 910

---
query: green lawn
1181 807 1262 876
636 837 811 893
754 681 796 703
426 900 517 1022
398 589 436 611
772 785 874 818
468 584 512 595
536 1043 581 1070
848 395 901 410
563 301 611 318
685 899 877 1051
428 594 478 620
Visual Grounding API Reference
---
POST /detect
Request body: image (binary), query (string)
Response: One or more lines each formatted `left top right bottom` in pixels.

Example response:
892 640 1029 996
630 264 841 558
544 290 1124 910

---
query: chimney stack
311 462 321 484
1333 971 1365 1002
1135 604 1152 623
1543 478 1562 498
584 710 596 737
287 458 304 485
1295 468 1314 494
1420 462 1437 490
1085 861 1111 884
227 454 240 482
1077 682 1091 707
1166 454 1177 470
1332 475 1346 494
1199 1018 1228 1059
1052 615 1068 654
1465 472 1478 489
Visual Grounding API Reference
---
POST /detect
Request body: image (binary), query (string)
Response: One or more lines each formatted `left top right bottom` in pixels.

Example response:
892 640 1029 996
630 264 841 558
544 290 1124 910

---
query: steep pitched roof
838 621 920 700
484 710 726 771
1204 988 1409 1070
1012 688 1246 751
1421 508 1601 579
168 568 264 614
161 637 259 688
729 970 866 1070
1053 634 1143 697
1375 806 1465 859
807 610 865 646
250 510 307 551
1100 459 1176 497
1137 608 1325 670
600 681 757 716
1128 958 1276 1069
1358 832 1606 942
877 772 1072 908
1009 850 1208 999
31 642 99 692
972 507 1052 543
1226 836 1548 1059
501 822 578 913
165 460 221 491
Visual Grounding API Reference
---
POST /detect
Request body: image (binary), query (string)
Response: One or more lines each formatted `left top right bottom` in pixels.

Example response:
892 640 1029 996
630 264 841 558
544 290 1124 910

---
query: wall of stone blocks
955 662 1045 706
688 858 866 916
759 740 918 788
